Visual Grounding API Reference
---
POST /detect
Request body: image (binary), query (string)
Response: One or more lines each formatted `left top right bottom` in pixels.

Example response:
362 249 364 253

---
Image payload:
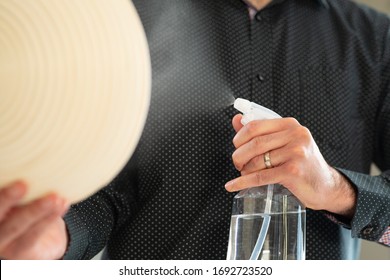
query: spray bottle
226 98 306 260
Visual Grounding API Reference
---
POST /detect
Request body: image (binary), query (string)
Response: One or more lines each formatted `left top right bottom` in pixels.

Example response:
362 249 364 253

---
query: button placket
250 9 273 108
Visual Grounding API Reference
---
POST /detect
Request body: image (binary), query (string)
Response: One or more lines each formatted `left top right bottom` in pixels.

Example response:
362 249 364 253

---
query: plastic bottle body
227 98 306 260
227 185 306 260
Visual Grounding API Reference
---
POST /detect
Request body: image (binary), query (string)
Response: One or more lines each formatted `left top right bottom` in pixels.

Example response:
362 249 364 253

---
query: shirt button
255 13 262 22
257 74 265 82
362 226 374 235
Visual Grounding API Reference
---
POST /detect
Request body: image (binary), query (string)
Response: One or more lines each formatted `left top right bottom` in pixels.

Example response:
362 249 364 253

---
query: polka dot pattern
63 0 390 260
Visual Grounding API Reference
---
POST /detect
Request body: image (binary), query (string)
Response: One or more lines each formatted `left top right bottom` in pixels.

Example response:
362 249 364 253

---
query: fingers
225 167 284 192
227 117 320 197
232 130 290 171
2 214 68 260
232 114 243 133
0 182 27 221
233 117 300 148
0 182 69 260
240 149 285 175
0 193 67 251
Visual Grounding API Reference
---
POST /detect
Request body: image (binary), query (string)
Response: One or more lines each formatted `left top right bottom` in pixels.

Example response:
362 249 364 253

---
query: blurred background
355 0 390 261
356 0 390 11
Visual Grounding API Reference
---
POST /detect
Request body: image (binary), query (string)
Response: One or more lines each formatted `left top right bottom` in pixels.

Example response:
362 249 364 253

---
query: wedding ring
264 151 273 169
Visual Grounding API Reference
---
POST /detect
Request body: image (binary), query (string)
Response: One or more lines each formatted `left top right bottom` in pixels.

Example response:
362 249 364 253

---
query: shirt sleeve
62 161 138 259
370 22 390 247
325 24 390 247
336 169 390 247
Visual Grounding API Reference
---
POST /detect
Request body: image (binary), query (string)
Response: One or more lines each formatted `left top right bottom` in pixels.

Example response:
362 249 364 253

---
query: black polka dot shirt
64 0 390 260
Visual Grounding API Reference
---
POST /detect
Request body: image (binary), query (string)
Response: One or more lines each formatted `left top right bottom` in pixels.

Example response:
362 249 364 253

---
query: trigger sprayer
226 98 306 260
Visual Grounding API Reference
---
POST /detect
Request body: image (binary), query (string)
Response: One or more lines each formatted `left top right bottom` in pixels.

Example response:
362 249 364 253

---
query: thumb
232 114 244 133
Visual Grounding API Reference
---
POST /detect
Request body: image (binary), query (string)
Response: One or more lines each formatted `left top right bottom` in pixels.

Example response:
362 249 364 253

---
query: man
0 0 389 259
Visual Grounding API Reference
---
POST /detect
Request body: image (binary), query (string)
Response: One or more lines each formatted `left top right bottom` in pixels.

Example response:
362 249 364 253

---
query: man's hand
0 182 69 259
225 114 356 217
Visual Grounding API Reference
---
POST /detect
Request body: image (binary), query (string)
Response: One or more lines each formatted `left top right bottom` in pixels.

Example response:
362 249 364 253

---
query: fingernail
225 180 235 191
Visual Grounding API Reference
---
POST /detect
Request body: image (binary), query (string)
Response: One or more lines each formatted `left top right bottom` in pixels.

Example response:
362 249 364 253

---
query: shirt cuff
62 206 90 260
326 168 390 245
378 226 390 246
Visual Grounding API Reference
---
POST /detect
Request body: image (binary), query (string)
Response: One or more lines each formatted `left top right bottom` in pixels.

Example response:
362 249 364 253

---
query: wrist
325 167 357 219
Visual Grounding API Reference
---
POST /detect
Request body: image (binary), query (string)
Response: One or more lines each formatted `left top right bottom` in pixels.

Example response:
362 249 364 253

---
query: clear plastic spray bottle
227 98 306 260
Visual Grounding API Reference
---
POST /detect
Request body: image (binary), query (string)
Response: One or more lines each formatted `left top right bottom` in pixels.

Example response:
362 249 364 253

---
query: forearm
324 167 357 219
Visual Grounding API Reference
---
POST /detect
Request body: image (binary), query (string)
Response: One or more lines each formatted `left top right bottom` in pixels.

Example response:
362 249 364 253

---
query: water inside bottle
227 211 306 260
227 185 306 260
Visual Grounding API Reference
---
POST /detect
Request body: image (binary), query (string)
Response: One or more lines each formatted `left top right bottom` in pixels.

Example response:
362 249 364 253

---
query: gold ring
264 151 273 169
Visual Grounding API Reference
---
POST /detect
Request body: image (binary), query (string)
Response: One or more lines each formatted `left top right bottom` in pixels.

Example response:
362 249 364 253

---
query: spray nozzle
234 98 282 124
234 98 252 113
